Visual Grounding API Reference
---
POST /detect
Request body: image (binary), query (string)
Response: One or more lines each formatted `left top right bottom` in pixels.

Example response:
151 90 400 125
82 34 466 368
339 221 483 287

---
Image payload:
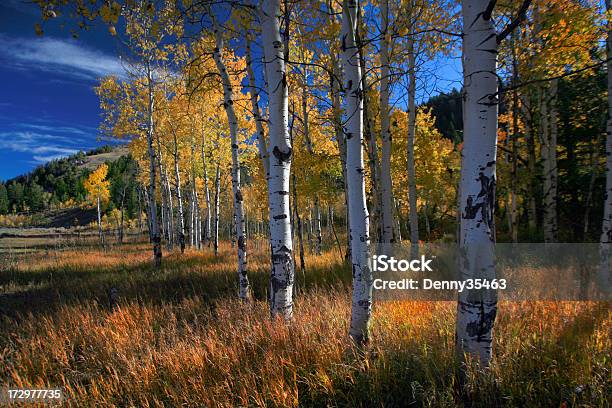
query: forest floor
0 239 609 407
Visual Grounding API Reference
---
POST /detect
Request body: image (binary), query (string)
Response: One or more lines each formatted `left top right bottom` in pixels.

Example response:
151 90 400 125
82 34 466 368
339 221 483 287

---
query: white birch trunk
549 80 558 241
164 167 174 250
510 38 519 243
213 164 220 257
330 59 351 261
600 0 612 290
542 80 558 243
211 13 250 299
146 63 162 266
456 0 498 366
137 186 143 235
262 0 294 318
156 137 170 246
361 49 381 246
191 136 201 250
406 36 418 257
314 197 322 255
379 0 394 244
341 0 372 345
97 195 104 245
246 37 270 178
292 174 306 273
300 67 322 256
201 131 212 246
189 188 195 247
172 130 186 253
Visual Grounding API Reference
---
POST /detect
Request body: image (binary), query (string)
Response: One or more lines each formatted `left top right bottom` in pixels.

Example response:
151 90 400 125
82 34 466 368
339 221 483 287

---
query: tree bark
342 0 372 346
541 80 558 243
119 187 126 244
456 0 498 366
521 94 538 231
292 174 306 273
97 195 104 245
246 36 270 178
201 129 212 246
379 0 395 244
359 32 381 247
262 0 294 318
137 185 143 235
584 138 599 239
213 164 220 257
164 167 174 250
299 66 322 256
600 0 612 289
510 35 519 243
330 61 351 261
211 13 250 300
146 62 162 267
406 35 418 257
171 129 186 253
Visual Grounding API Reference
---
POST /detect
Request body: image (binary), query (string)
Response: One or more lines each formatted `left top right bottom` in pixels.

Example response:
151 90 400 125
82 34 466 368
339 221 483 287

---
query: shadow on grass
0 245 351 321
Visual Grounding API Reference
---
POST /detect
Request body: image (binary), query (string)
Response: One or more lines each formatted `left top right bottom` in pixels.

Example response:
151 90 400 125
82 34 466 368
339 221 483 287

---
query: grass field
0 240 609 407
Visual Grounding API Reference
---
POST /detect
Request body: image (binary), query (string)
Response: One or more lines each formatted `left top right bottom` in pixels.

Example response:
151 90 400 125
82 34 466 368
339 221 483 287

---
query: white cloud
32 152 78 164
20 123 92 136
0 35 125 80
0 130 83 164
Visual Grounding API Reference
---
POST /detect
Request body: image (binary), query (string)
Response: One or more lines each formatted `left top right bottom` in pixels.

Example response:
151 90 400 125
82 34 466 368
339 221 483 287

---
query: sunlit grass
0 241 609 407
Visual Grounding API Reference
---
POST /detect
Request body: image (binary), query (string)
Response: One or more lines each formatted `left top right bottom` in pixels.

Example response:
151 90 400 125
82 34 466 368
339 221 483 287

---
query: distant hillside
0 145 135 221
79 145 130 171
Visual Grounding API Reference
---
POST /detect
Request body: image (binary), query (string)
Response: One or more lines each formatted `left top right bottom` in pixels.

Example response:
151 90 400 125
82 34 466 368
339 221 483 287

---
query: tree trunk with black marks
119 186 126 244
97 195 104 245
520 94 538 231
456 0 498 366
325 1 350 259
342 0 372 346
600 0 612 290
246 36 270 178
313 195 322 255
292 174 306 273
379 0 394 244
360 37 381 248
406 35 418 257
146 62 162 267
171 129 186 253
262 0 294 317
541 80 558 244
137 186 143 235
201 134 212 247
300 66 322 256
510 36 519 243
164 167 174 250
584 139 599 239
330 61 351 262
213 164 220 257
211 12 250 300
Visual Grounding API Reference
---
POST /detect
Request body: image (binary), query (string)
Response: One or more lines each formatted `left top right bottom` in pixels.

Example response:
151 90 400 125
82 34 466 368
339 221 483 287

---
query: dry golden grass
0 241 610 407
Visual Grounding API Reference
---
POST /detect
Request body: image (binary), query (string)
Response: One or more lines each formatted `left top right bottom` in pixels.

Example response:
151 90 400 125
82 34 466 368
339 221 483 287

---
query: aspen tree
341 0 373 345
210 10 250 300
600 0 612 289
262 0 295 318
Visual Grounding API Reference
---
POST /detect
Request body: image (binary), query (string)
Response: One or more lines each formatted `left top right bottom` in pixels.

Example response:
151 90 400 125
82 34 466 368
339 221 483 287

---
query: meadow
0 240 609 407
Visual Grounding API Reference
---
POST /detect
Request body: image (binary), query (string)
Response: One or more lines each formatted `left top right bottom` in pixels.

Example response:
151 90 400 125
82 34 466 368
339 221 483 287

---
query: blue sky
0 0 462 182
0 0 124 181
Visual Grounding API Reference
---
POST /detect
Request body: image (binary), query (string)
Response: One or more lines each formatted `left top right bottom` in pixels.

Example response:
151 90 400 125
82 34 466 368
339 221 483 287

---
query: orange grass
0 241 610 407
